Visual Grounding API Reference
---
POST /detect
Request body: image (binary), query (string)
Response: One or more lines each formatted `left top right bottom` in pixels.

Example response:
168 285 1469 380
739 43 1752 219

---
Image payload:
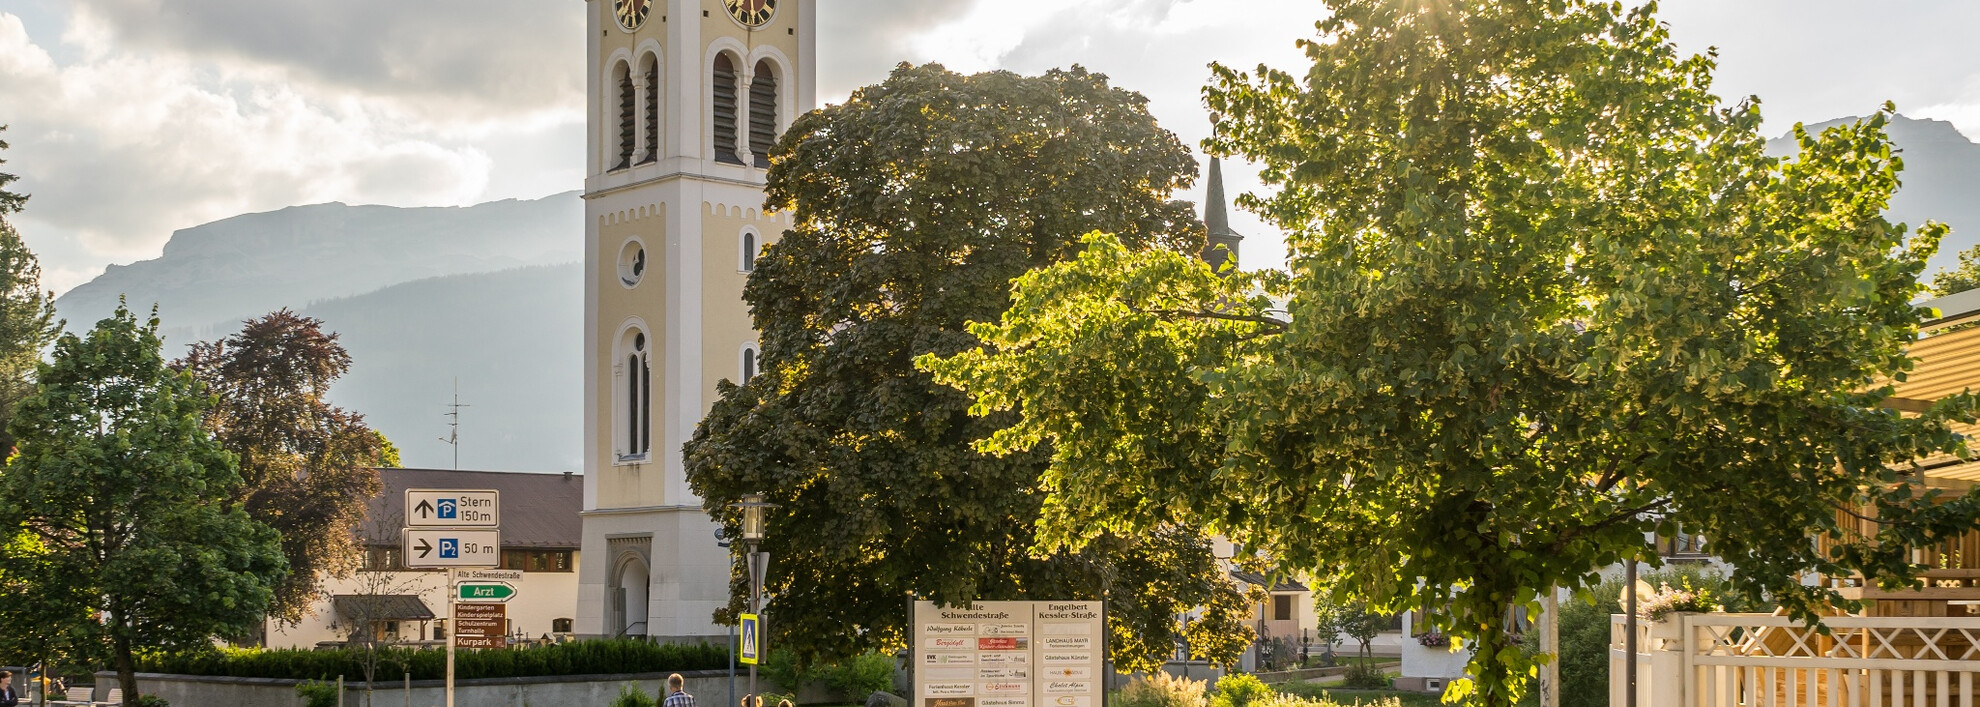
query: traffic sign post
454 602 507 649
739 613 761 665
403 529 501 568
405 489 500 527
404 488 505 707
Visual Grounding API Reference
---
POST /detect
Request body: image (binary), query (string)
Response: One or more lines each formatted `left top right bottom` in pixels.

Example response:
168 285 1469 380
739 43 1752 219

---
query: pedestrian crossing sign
740 613 760 665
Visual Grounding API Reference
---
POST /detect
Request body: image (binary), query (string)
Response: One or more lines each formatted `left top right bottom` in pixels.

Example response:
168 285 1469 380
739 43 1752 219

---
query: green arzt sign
456 582 517 602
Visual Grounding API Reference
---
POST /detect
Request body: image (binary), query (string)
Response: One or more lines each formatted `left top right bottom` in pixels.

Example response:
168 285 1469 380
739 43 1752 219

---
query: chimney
1202 157 1243 273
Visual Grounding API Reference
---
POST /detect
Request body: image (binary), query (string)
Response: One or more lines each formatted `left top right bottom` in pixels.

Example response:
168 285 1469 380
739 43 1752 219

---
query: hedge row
140 639 728 681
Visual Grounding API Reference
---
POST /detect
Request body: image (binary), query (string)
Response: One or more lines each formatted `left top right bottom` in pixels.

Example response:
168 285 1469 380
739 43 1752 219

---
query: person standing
0 670 20 707
664 673 695 707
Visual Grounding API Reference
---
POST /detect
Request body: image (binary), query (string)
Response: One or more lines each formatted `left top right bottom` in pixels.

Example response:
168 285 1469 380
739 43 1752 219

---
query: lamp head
735 493 772 542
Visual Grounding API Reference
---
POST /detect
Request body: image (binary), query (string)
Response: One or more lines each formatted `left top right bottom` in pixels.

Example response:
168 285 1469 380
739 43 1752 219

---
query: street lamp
732 494 777 707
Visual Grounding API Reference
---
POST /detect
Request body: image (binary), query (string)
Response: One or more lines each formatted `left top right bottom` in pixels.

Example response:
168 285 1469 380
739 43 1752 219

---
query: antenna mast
439 379 471 470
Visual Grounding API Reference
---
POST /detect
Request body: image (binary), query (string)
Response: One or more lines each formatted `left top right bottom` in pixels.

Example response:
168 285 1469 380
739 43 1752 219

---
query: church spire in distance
1202 156 1243 272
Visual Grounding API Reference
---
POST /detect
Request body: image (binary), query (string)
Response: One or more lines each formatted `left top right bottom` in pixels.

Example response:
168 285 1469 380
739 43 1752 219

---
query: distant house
263 468 583 649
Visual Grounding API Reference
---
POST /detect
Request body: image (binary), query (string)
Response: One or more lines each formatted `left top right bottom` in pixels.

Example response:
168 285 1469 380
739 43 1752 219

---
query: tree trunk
111 610 139 707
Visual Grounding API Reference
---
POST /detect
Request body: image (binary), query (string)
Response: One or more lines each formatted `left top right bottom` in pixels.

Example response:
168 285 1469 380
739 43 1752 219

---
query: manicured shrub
141 639 727 681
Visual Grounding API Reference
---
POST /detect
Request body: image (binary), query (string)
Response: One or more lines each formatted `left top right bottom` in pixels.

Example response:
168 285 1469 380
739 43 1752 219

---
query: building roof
1231 569 1309 593
360 468 583 549
333 594 436 621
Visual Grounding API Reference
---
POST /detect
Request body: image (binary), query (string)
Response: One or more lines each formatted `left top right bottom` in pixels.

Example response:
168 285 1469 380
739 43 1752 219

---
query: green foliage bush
1339 662 1389 690
761 649 896 701
613 683 659 707
295 680 339 707
141 639 726 681
136 696 171 707
1116 672 1207 707
824 651 897 700
1209 673 1273 707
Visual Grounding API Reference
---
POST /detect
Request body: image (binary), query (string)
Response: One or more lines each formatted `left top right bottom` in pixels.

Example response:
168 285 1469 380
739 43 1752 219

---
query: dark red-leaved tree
179 310 398 626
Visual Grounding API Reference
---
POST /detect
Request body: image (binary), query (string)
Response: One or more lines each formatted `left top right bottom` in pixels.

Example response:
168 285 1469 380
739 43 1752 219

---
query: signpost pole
446 567 457 707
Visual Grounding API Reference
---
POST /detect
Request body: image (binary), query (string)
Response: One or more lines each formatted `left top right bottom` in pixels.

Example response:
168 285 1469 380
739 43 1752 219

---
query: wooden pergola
1826 288 1980 618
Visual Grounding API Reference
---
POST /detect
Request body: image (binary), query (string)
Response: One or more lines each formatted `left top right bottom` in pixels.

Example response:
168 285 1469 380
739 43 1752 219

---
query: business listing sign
913 600 1105 707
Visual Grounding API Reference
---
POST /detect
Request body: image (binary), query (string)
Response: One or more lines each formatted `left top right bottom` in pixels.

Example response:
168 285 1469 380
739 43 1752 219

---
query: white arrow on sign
405 489 500 528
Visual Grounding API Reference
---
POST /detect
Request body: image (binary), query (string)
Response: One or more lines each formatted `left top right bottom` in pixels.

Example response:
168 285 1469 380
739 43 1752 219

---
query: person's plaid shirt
665 690 696 707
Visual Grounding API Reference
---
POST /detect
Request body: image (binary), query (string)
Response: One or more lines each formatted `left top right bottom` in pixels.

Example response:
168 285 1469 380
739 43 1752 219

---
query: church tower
1201 156 1244 271
577 0 816 641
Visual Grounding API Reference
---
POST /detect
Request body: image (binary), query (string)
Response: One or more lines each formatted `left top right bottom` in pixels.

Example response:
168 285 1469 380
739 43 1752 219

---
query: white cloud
0 9 574 294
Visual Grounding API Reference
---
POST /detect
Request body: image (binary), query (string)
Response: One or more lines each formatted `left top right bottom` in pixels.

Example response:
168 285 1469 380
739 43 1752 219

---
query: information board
914 600 1105 707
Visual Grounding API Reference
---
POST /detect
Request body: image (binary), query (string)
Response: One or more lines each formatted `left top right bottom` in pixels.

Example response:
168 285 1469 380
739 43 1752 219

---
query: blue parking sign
440 538 459 558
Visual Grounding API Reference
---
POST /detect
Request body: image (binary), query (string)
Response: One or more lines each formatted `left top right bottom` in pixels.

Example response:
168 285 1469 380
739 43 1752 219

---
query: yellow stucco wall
596 204 669 509
698 202 781 404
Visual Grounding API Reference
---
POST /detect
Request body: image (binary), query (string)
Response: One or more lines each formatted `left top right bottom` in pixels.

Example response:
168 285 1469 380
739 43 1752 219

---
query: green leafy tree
1312 599 1388 664
1931 242 1980 296
685 63 1252 673
0 304 287 706
922 2 1980 703
177 310 391 626
0 125 59 455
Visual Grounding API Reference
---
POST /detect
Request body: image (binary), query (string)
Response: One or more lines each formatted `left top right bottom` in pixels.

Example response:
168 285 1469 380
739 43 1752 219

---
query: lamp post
734 494 775 707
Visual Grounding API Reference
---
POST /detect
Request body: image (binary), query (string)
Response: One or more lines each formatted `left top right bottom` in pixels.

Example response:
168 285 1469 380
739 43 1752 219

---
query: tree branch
1141 307 1289 332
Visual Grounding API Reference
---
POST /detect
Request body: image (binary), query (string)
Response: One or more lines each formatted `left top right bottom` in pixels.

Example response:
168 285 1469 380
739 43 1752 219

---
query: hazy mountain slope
303 264 581 473
1767 114 1980 278
55 192 582 342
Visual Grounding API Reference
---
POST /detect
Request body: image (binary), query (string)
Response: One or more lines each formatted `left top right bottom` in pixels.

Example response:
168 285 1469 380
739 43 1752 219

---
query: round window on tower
618 238 647 288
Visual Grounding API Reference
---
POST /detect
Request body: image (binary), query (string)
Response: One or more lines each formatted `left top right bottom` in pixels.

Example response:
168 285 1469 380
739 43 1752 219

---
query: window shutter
712 55 743 165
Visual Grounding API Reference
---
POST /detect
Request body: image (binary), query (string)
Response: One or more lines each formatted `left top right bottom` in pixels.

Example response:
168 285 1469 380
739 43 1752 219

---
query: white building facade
265 469 584 648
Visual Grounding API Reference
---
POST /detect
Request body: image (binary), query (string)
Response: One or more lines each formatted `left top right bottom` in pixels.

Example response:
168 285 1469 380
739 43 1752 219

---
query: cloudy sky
3 0 1978 295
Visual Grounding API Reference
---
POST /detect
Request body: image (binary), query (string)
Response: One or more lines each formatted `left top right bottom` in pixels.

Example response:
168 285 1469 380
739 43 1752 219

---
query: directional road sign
403 528 502 568
454 635 506 649
740 613 761 665
405 489 500 528
453 618 505 637
456 582 517 602
455 603 506 620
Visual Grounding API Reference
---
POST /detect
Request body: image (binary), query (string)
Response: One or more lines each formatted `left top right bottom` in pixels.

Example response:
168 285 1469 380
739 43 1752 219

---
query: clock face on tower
614 0 650 30
723 0 777 28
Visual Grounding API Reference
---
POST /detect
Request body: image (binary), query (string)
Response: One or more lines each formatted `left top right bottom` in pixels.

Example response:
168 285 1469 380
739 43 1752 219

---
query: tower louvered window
640 60 660 164
711 54 743 165
614 63 635 171
749 60 778 168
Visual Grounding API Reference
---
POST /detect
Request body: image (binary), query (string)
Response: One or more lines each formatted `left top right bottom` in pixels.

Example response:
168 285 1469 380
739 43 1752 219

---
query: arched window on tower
639 54 660 165
613 61 635 171
749 60 778 168
711 54 743 165
621 330 652 459
739 229 758 272
741 344 759 384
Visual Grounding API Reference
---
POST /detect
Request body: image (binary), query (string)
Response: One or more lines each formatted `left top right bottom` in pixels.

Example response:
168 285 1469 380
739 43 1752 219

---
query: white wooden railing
1611 613 1980 707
